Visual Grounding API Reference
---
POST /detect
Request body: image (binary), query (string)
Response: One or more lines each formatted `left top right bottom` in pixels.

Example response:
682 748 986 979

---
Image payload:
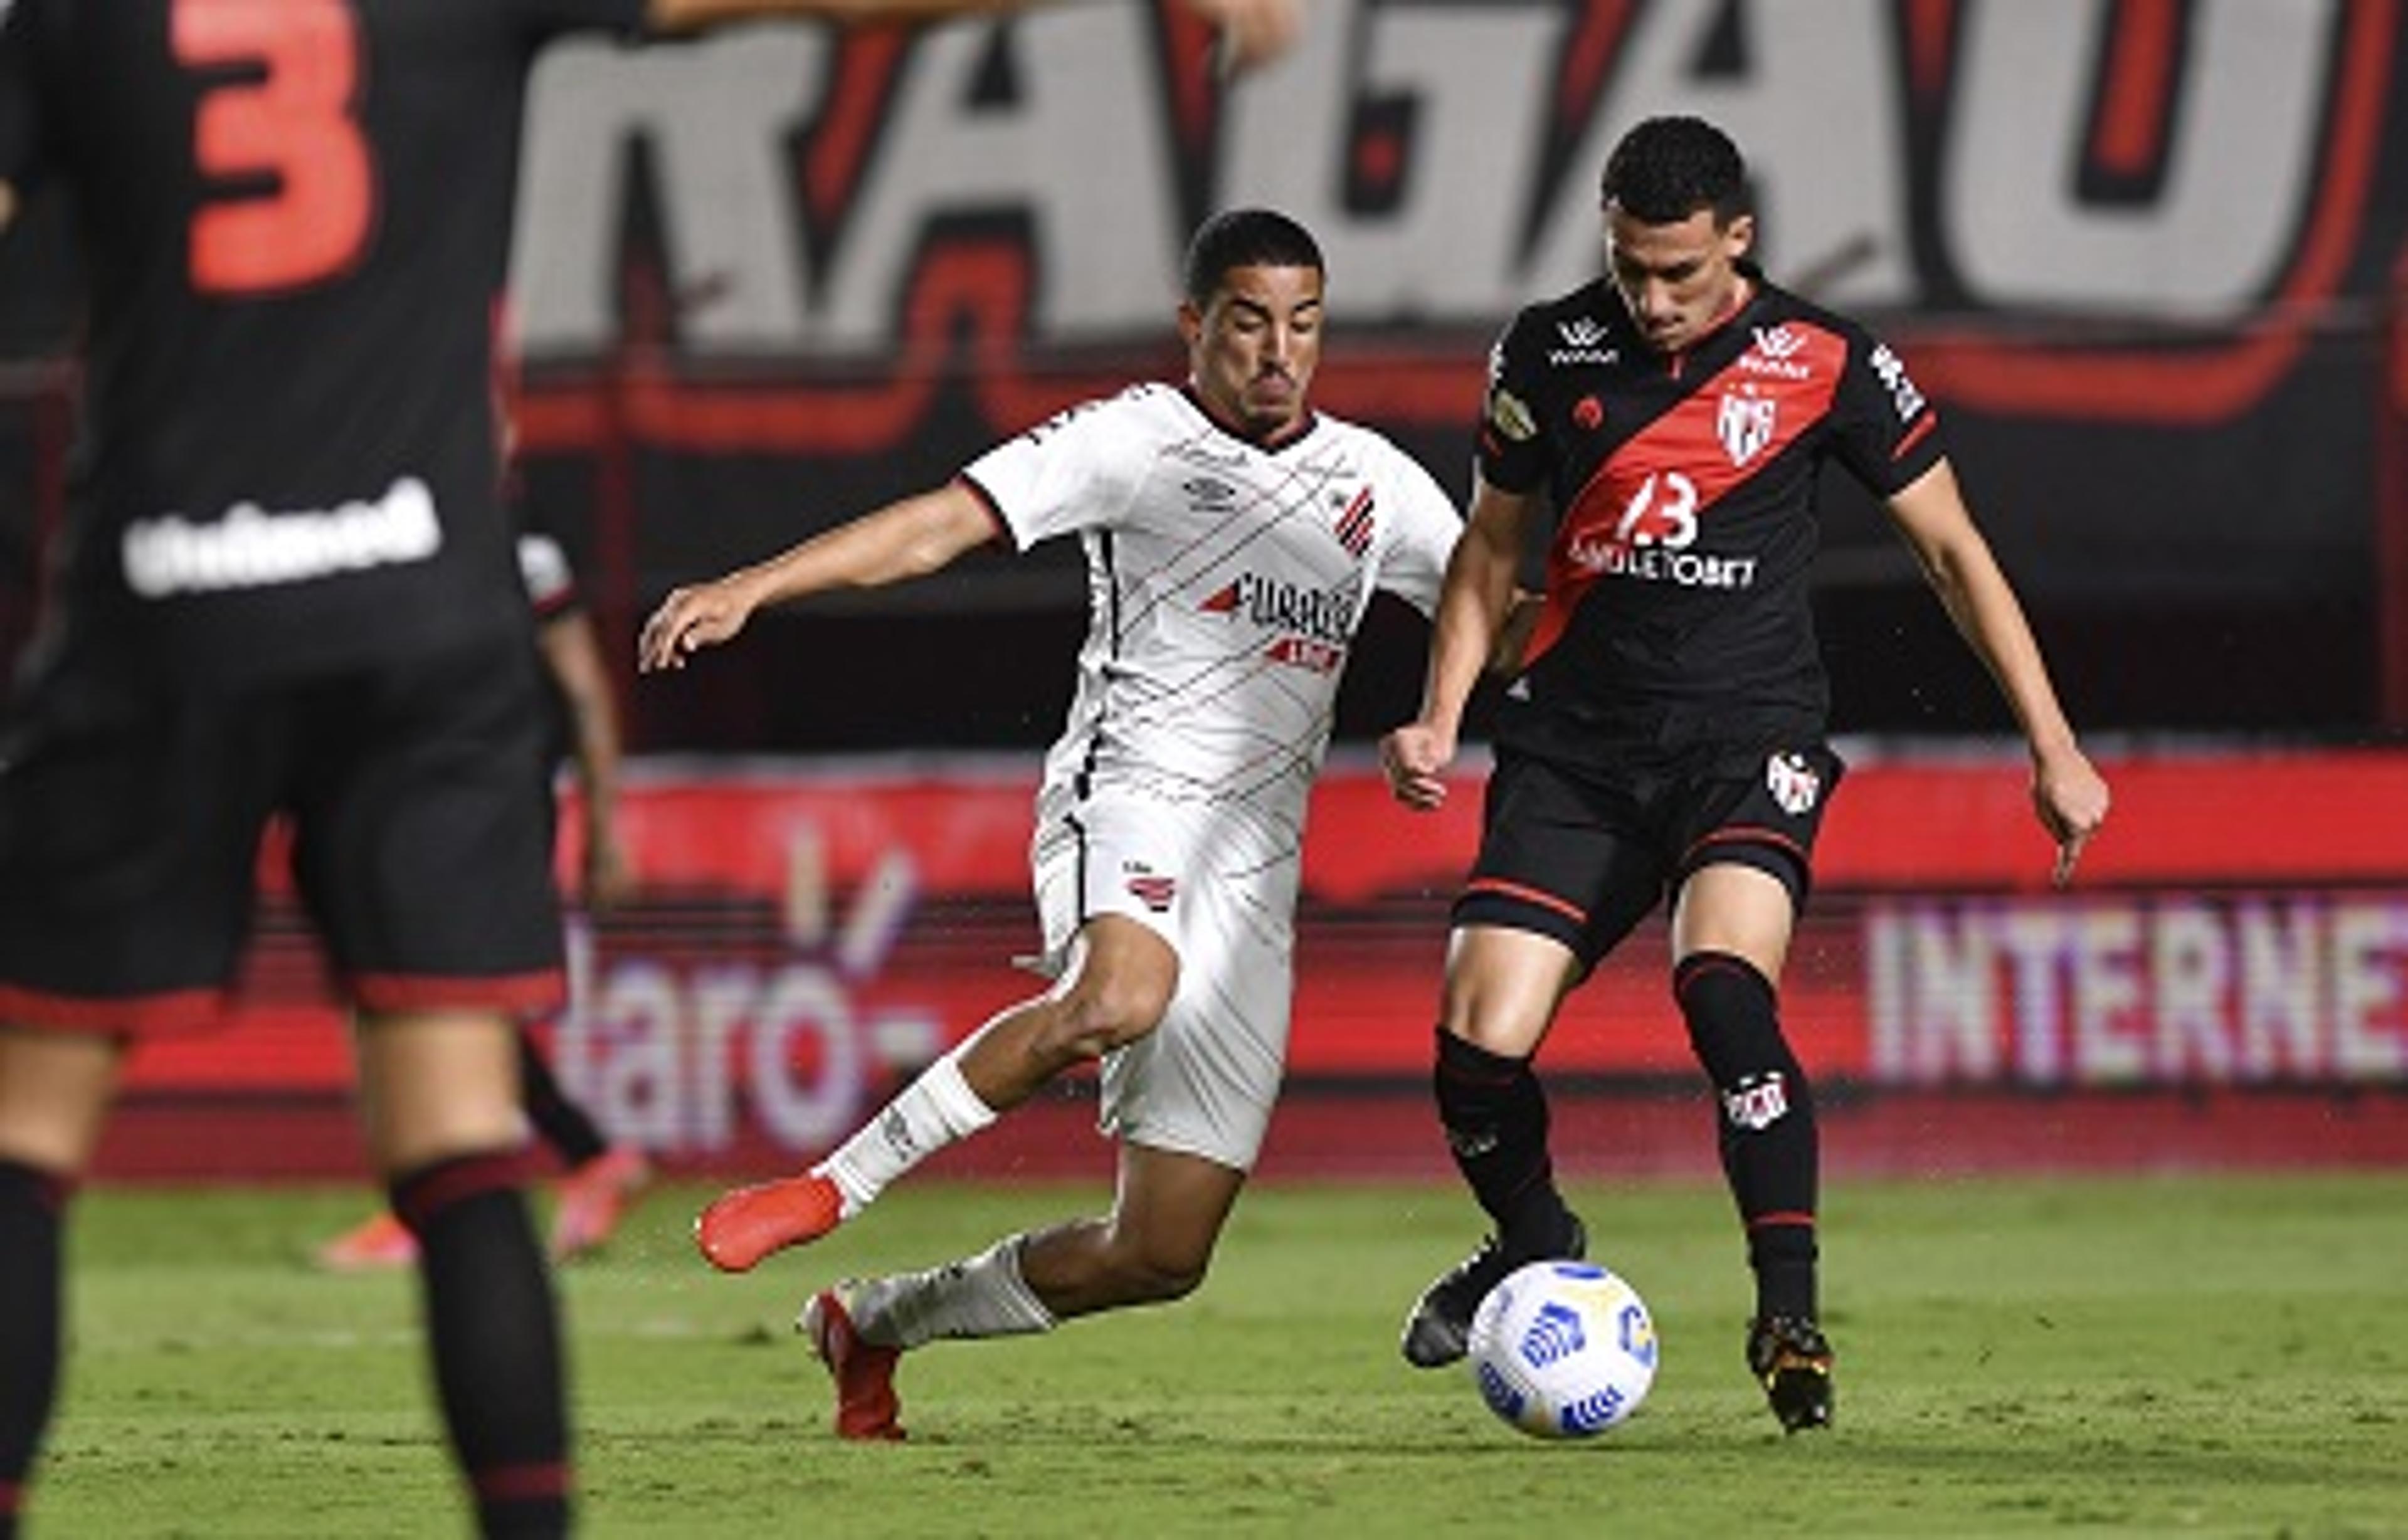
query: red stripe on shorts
1463 877 1589 926
0 984 224 1036
351 968 565 1016
1686 826 1810 867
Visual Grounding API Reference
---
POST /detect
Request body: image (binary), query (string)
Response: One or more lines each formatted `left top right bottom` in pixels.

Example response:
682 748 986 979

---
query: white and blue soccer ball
1467 1260 1659 1439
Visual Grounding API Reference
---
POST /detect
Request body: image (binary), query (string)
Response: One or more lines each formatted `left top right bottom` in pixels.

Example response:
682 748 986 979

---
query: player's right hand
2033 742 2110 889
638 578 754 672
1380 722 1454 812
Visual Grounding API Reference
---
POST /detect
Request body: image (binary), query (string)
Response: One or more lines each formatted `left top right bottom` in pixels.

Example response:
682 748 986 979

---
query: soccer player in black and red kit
1379 117 2111 1432
0 1 1299 1536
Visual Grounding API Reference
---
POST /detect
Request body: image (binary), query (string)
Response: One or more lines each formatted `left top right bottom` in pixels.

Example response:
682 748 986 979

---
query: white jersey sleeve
1368 440 1462 618
961 389 1151 551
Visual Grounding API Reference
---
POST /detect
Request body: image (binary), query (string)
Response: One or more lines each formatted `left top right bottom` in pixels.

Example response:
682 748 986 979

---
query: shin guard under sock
1674 951 1820 1320
392 1150 571 1538
1432 1028 1576 1252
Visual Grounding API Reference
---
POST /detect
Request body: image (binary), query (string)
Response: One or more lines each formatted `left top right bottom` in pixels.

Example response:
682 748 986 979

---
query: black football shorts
1452 741 1846 969
0 629 565 1035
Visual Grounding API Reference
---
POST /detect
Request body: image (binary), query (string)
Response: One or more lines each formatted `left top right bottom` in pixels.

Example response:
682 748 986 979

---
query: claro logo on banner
547 835 953 1156
509 0 2394 433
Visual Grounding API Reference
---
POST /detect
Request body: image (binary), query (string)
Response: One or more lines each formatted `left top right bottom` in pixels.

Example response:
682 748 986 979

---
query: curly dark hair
1598 116 1751 226
1183 208 1325 307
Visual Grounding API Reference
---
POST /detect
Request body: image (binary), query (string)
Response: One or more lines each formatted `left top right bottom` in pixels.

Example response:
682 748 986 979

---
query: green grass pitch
31 1170 2408 1537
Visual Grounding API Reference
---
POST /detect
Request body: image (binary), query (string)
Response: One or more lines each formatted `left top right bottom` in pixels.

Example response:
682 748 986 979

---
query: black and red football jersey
4 0 645 683
1476 267 1947 768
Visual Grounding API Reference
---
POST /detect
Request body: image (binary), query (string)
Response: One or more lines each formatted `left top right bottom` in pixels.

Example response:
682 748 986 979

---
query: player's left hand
1380 722 1455 812
2032 742 2110 888
583 832 636 913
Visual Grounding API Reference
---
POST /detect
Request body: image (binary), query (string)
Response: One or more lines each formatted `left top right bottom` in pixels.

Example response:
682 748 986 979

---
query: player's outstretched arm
647 0 1301 72
1381 477 1533 812
1884 459 2111 885
638 480 996 672
0 181 15 235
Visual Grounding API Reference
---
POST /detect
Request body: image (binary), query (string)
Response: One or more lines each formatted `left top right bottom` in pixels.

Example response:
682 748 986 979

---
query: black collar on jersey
1180 382 1319 454
1689 258 1767 348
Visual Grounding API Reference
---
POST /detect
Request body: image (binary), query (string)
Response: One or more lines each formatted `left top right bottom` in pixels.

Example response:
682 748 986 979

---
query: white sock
843 1235 1057 1349
816 1050 996 1216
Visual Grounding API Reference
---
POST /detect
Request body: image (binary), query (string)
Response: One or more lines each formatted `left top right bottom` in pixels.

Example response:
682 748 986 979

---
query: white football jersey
964 381 1460 838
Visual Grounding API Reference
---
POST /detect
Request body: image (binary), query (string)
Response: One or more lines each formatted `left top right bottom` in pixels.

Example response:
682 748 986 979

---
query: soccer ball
1467 1260 1659 1439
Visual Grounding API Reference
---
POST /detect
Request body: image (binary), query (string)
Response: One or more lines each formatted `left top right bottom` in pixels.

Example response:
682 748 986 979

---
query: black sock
1674 952 1819 1321
391 1150 572 1539
517 1032 607 1170
1432 1028 1576 1254
0 1160 71 1540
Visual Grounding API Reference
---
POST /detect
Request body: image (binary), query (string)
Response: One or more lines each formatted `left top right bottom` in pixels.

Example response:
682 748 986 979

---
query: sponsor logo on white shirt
1200 572 1358 644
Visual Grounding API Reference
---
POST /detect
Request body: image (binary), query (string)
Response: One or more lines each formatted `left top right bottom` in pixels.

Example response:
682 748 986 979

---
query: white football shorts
1028 794 1299 1172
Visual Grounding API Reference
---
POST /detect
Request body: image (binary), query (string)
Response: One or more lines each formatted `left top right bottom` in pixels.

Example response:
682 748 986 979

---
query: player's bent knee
1437 927 1578 1056
1050 979 1172 1058
1102 1245 1210 1305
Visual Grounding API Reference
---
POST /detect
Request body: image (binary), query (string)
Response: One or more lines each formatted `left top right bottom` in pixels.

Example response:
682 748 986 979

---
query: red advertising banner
119 748 2408 1155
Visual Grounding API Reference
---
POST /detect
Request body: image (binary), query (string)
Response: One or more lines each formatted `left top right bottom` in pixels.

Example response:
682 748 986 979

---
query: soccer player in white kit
639 209 1462 1440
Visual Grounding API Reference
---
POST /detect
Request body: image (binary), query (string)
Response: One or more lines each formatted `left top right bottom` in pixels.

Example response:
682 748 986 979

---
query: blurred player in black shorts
0 2 1300 1535
1378 116 2111 1432
315 504 653 1273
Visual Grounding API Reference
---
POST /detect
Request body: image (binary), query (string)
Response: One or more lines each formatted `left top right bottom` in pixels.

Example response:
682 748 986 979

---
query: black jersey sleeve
1827 327 1949 498
1473 309 1551 495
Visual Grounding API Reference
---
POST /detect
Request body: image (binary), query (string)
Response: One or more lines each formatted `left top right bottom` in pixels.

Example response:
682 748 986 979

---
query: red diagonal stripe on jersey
1523 323 1849 670
1334 485 1375 555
